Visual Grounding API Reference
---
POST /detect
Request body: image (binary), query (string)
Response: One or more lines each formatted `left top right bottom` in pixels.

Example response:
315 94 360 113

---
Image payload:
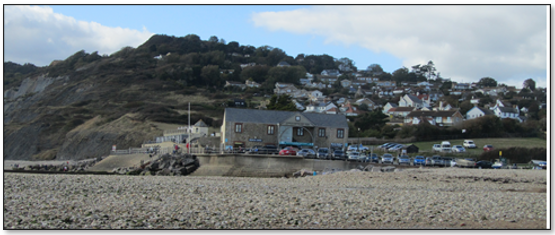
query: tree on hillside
266 94 297 111
367 64 384 75
353 110 388 131
200 65 221 87
240 65 271 83
392 67 409 83
477 77 497 87
523 78 536 91
336 57 356 72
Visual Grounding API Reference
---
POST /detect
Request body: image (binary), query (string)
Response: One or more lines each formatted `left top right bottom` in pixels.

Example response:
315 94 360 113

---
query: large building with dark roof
221 108 349 150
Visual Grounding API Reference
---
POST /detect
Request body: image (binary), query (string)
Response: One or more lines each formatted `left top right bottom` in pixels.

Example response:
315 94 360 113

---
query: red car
279 147 297 155
483 145 494 151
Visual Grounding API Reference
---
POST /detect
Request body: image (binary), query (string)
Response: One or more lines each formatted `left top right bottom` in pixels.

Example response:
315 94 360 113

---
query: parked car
452 145 466 153
425 157 433 166
414 156 426 166
443 157 455 167
279 147 297 155
378 143 396 150
388 144 404 152
367 153 380 163
297 149 316 158
476 161 493 169
456 158 477 168
483 145 494 151
431 155 445 166
397 155 410 165
332 150 346 160
347 151 361 161
381 154 394 164
463 140 477 149
441 141 451 152
433 144 442 152
249 145 279 154
317 148 330 159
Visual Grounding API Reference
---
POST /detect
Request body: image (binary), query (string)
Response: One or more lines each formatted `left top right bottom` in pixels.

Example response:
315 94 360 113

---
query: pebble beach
3 168 547 229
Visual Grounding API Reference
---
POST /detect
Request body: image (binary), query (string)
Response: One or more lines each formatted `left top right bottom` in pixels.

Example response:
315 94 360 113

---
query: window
447 117 452 123
436 117 442 123
318 128 326 137
235 123 242 133
267 125 275 135
296 127 304 136
337 129 345 138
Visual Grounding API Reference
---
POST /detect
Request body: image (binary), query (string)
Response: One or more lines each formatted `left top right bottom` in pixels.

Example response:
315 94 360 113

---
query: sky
3 4 550 88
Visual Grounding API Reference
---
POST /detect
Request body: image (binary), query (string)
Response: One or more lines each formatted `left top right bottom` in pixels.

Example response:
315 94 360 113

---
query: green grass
364 137 547 158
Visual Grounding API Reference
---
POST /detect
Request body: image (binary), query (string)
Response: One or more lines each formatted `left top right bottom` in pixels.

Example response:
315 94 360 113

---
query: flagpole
188 102 190 154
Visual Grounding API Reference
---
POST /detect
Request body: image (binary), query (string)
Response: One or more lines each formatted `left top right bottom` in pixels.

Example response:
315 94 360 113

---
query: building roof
406 110 460 118
224 108 348 128
194 119 209 127
497 106 518 113
405 94 422 104
475 107 494 115
389 107 415 112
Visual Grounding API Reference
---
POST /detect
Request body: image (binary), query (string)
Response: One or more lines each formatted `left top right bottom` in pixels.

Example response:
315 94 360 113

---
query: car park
463 140 477 149
381 154 394 164
397 155 410 165
414 156 426 166
331 150 346 160
476 160 493 169
317 148 330 159
279 147 297 155
296 149 316 158
483 145 494 151
433 144 442 152
452 145 466 153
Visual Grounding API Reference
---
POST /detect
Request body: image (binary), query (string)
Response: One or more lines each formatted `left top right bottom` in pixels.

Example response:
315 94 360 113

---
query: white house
308 90 325 101
355 98 377 110
465 106 494 120
383 102 398 114
492 106 521 122
399 94 425 108
340 79 352 88
321 69 341 76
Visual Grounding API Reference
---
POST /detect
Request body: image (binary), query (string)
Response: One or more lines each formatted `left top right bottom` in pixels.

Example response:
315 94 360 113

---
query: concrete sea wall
190 154 368 177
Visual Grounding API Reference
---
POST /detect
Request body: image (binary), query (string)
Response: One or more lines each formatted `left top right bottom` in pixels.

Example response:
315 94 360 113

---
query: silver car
296 149 316 158
397 155 410 165
381 154 394 164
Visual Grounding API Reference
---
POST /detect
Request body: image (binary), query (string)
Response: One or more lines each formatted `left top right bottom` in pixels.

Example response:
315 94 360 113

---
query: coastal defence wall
190 154 368 177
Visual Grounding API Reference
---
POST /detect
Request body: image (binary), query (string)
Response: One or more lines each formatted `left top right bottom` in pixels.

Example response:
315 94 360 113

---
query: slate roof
405 94 422 103
224 108 348 128
497 106 518 113
476 107 495 115
194 120 209 127
406 110 460 117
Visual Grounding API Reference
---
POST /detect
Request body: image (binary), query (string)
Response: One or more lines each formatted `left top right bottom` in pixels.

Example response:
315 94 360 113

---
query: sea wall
190 154 367 177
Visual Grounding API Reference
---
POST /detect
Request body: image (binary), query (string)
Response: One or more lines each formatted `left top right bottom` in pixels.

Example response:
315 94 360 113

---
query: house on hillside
341 79 352 88
405 110 464 127
245 80 261 88
340 102 360 117
433 101 453 111
386 107 415 118
383 102 398 114
399 94 426 108
321 69 341 76
466 106 495 120
277 61 291 67
225 81 246 90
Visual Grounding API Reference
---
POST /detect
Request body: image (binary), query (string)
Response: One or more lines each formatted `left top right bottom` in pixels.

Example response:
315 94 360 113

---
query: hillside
3 34 351 161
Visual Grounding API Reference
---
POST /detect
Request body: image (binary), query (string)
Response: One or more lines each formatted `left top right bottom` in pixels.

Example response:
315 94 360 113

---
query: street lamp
357 128 361 152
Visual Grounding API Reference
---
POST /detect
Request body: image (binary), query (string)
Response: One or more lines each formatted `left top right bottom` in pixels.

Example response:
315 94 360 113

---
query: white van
463 140 476 148
441 141 451 152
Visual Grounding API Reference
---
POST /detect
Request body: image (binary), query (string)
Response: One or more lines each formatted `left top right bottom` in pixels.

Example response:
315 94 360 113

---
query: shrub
478 147 546 163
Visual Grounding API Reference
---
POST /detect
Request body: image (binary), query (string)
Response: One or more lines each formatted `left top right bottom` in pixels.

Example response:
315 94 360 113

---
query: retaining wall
190 154 371 177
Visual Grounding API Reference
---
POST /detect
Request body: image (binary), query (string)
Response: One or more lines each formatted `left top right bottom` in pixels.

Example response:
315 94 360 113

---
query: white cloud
4 5 154 66
251 5 548 88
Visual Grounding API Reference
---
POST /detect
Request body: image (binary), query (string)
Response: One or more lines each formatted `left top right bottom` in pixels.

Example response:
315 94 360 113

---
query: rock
371 167 382 172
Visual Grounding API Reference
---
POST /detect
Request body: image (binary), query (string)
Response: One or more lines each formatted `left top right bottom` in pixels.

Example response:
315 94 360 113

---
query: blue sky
4 5 549 88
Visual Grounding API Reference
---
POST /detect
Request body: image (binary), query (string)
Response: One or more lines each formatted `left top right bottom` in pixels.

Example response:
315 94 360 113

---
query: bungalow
382 102 398 114
225 81 246 90
387 107 416 118
277 61 291 67
465 106 494 120
355 98 377 110
399 94 426 108
340 79 352 88
308 90 325 101
321 69 341 76
405 110 464 127
492 106 521 121
245 80 261 88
